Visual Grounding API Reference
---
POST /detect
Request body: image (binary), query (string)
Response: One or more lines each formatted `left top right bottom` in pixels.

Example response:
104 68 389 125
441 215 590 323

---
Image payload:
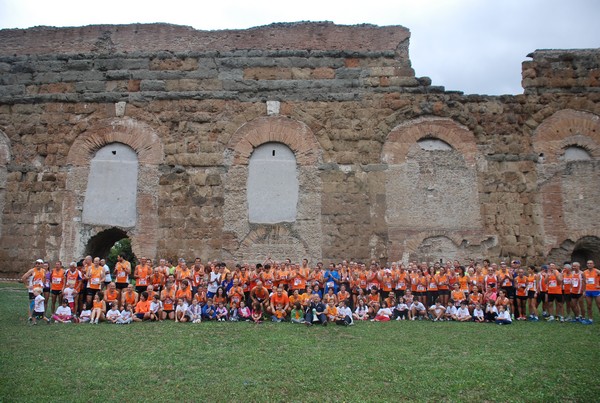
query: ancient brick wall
0 22 599 275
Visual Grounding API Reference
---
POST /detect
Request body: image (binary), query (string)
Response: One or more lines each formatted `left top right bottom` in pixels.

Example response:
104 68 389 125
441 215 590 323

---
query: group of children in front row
30 284 514 326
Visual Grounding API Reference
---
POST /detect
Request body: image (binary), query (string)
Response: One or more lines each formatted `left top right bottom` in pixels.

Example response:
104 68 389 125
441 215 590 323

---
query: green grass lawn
0 282 599 402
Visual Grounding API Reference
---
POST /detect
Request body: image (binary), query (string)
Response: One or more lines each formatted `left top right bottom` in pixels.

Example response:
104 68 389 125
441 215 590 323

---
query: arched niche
60 117 163 262
247 142 299 224
533 110 600 256
382 118 485 261
223 116 322 262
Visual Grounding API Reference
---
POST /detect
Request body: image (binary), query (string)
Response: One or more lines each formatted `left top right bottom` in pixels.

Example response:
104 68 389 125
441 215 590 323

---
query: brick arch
227 116 321 166
61 117 163 262
67 117 163 166
382 117 478 165
533 109 600 163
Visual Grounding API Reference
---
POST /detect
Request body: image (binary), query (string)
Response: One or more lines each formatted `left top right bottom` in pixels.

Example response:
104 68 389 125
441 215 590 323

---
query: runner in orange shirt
161 281 177 320
582 260 600 324
49 261 65 314
546 263 563 322
134 257 151 293
514 268 528 320
569 262 584 322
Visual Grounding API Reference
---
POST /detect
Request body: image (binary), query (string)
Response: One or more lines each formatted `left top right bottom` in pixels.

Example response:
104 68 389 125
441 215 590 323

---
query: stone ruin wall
0 22 599 275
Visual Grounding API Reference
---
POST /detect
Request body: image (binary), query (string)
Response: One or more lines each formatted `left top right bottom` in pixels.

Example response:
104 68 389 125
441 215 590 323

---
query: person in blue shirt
202 298 217 320
323 263 340 294
304 295 327 326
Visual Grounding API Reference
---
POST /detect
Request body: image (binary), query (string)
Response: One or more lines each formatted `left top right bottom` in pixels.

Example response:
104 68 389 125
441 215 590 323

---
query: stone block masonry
0 22 599 275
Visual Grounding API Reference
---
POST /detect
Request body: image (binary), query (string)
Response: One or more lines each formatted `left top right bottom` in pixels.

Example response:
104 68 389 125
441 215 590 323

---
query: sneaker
547 316 555 322
581 319 592 325
542 312 549 318
559 316 564 323
396 317 401 321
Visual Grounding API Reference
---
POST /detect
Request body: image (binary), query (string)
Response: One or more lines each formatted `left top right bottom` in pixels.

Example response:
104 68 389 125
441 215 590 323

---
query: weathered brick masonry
0 22 598 275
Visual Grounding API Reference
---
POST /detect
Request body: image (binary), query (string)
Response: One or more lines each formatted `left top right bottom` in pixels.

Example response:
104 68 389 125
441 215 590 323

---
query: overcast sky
0 0 598 95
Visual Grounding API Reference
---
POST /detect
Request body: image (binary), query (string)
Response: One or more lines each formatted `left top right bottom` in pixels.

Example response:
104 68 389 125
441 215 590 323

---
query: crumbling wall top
0 22 410 56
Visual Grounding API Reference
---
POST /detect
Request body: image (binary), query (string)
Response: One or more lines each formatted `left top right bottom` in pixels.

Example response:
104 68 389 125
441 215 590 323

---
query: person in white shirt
352 299 369 321
335 300 353 325
485 301 498 322
374 302 393 322
456 301 472 322
101 259 111 289
61 281 77 314
106 303 121 323
429 300 445 321
51 299 73 323
473 303 485 322
79 303 92 323
31 288 50 325
495 305 512 325
394 297 409 320
187 299 203 323
445 302 457 321
116 304 133 324
149 295 163 321
410 300 427 320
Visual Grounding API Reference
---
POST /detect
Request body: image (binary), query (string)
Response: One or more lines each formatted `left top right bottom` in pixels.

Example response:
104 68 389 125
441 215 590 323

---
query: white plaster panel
82 143 138 227
247 143 298 223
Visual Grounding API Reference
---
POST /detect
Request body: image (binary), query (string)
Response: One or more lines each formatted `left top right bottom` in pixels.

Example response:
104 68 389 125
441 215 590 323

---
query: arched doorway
571 236 600 265
85 228 130 261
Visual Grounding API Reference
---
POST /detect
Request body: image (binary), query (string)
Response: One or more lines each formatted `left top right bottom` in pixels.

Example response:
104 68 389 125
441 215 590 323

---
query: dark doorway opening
571 236 600 265
85 228 130 261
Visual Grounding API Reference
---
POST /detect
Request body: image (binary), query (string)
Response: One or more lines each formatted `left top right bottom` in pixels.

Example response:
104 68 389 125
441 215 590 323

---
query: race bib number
587 277 595 284
139 278 147 286
398 281 405 288
572 279 579 287
429 283 436 289
52 277 62 284
327 281 334 289
294 278 301 286
91 278 100 285
549 280 557 288
417 285 425 292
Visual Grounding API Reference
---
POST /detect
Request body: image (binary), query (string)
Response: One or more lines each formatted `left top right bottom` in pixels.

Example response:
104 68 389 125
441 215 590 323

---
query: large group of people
21 255 600 326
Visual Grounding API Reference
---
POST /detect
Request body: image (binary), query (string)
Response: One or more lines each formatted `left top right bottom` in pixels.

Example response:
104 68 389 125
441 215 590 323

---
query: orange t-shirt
136 266 150 287
176 288 192 302
135 300 150 314
162 288 176 311
88 266 103 290
515 276 528 297
50 269 65 291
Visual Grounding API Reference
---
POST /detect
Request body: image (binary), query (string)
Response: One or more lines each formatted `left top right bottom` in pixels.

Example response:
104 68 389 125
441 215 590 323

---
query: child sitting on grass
79 303 92 323
149 294 162 322
272 303 287 322
251 301 263 324
106 303 121 324
216 302 228 321
90 292 105 324
495 305 512 325
473 303 485 323
290 302 305 324
187 298 202 323
393 297 409 320
51 299 72 323
238 300 251 321
116 304 133 324
373 302 393 322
